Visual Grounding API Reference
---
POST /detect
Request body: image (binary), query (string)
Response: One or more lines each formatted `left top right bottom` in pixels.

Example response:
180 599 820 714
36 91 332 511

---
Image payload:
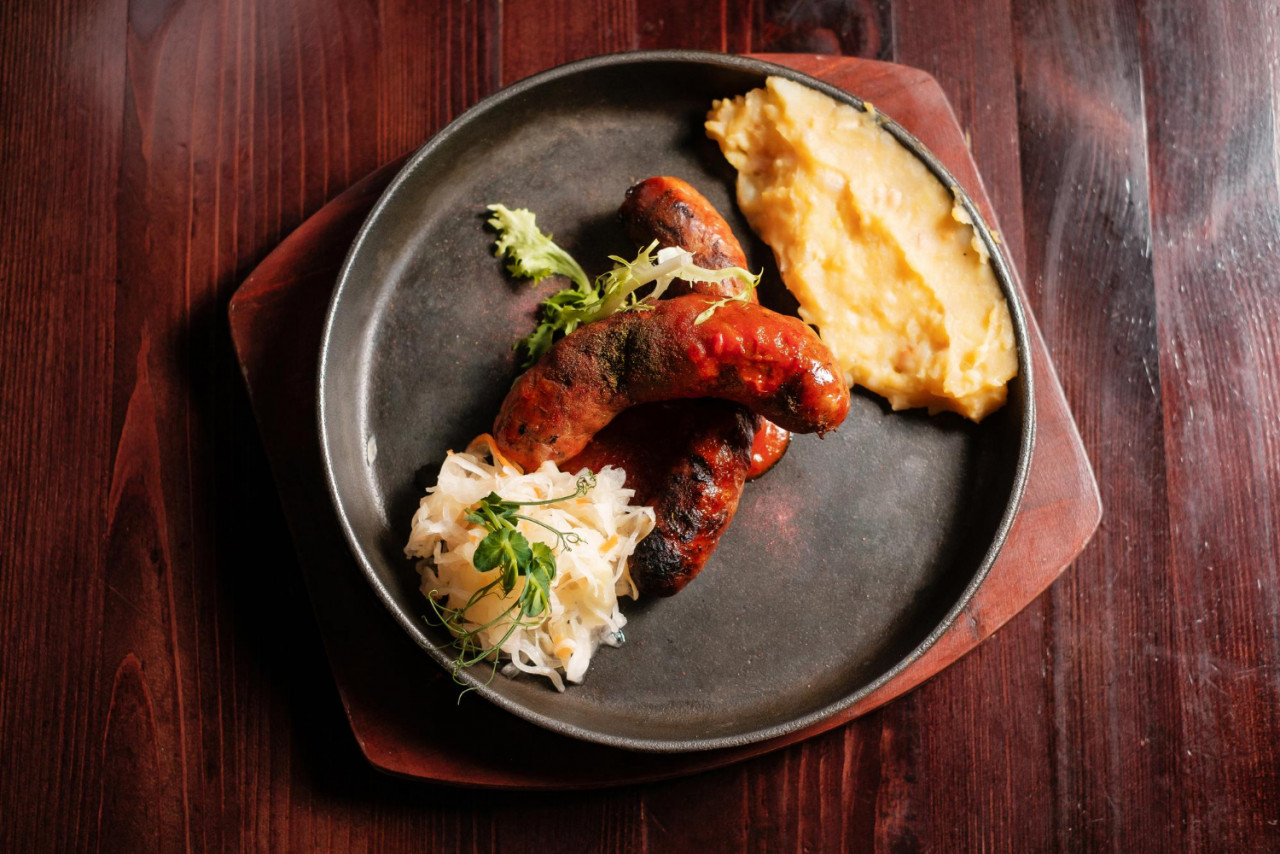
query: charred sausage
620 177 753 298
582 177 774 595
621 176 791 476
564 400 754 596
493 294 850 471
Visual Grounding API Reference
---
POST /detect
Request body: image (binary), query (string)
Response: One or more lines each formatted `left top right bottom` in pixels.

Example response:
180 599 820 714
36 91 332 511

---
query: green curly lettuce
487 203 760 369
486 204 590 291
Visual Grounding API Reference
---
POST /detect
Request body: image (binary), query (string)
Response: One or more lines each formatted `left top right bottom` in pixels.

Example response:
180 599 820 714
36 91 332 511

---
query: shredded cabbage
406 437 655 691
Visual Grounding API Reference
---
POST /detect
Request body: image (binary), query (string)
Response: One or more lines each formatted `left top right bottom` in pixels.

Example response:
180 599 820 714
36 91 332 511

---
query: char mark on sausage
564 400 754 596
494 294 850 472
620 177 752 298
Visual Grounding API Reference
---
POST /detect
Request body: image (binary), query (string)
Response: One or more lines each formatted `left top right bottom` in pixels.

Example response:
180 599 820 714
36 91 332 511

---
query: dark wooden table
2 1 1277 850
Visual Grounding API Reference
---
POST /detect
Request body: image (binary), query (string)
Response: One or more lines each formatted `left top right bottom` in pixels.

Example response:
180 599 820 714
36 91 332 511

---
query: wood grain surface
2 0 1278 851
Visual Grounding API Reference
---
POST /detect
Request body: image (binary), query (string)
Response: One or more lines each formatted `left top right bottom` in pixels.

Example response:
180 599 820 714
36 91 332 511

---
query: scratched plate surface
317 52 1032 752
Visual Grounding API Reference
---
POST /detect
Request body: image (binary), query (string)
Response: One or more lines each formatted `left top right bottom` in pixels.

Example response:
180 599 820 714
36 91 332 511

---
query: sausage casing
620 176 752 298
493 294 850 471
563 400 754 596
597 177 764 595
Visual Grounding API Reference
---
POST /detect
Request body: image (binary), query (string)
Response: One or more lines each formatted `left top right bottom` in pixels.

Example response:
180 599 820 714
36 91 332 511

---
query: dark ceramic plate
319 51 1034 752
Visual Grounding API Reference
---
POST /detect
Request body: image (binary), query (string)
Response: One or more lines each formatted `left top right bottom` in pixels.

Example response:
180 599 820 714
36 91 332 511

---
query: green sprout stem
423 471 598 699
513 514 585 549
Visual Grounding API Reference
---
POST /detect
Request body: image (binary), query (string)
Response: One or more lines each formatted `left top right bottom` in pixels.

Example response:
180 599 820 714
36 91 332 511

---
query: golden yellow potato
706 77 1016 422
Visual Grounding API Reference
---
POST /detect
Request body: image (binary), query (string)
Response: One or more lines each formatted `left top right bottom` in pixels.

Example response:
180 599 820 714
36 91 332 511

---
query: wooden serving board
228 54 1100 788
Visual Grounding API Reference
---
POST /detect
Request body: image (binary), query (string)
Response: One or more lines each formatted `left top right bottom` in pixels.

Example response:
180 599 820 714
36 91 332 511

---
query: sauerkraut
405 436 654 690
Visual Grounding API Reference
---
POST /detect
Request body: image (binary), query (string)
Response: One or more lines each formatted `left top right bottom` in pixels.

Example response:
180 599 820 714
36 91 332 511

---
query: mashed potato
406 436 654 690
706 77 1016 421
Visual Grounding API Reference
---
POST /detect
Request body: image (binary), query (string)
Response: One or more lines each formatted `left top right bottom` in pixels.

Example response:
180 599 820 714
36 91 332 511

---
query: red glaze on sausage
746 417 792 480
493 295 850 471
620 177 753 299
592 177 779 595
564 400 754 596
621 176 791 472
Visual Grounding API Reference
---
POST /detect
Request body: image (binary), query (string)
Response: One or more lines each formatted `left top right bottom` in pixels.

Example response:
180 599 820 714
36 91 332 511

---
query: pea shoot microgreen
425 473 597 698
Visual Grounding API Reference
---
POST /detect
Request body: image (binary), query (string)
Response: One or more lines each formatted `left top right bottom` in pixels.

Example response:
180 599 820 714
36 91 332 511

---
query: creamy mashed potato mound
706 76 1017 421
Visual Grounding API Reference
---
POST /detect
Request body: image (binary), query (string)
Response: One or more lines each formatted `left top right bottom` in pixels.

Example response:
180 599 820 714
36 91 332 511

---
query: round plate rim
317 49 1036 753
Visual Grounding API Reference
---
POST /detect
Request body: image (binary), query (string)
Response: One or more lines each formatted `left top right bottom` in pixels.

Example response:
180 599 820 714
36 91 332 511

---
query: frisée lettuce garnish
486 203 760 368
486 204 591 291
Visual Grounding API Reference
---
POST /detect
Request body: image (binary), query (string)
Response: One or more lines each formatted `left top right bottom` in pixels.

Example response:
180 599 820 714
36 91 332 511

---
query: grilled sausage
564 400 754 596
620 176 752 298
524 178 819 596
585 177 776 595
621 176 791 476
493 294 850 471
